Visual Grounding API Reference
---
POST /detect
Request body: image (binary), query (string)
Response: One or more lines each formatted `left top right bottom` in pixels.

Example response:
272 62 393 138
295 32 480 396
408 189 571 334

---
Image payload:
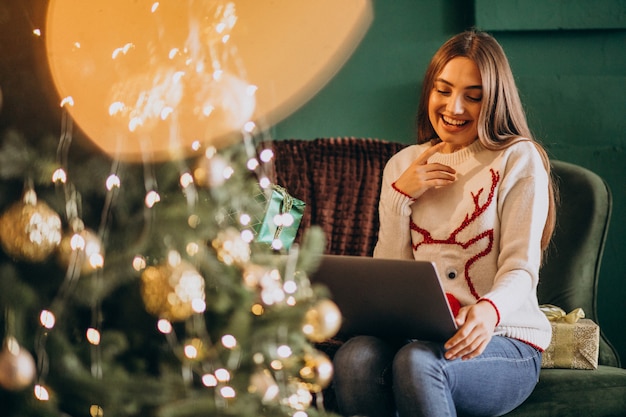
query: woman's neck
440 138 478 154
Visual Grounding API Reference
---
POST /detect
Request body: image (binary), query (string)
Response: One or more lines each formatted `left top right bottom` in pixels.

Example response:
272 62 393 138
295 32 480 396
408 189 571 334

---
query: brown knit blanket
270 137 408 257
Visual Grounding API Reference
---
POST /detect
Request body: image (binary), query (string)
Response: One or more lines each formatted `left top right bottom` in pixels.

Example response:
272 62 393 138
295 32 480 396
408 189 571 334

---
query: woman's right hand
393 142 457 199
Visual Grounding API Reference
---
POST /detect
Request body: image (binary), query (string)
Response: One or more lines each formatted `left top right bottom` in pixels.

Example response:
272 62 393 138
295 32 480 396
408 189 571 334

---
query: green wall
274 0 626 363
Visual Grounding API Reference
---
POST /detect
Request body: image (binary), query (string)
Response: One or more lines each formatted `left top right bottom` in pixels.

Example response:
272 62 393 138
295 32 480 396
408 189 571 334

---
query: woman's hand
393 142 456 199
444 301 498 360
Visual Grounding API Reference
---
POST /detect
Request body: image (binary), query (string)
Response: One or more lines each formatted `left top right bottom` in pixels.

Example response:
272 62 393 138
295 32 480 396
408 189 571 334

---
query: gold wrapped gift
540 305 599 370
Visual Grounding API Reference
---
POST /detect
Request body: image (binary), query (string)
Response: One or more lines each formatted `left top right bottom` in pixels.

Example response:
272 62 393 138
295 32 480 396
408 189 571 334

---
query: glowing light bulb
272 214 284 227
243 121 256 133
271 239 283 251
205 146 217 158
184 344 198 359
34 384 50 401
70 233 86 250
145 190 161 208
282 213 295 227
251 304 264 315
241 229 254 243
188 215 200 228
192 298 206 313
86 328 101 345
283 281 297 294
157 319 172 334
60 96 74 108
239 213 251 225
220 386 236 398
215 368 231 382
259 149 274 163
277 345 292 358
246 158 259 170
259 176 271 189
40 310 56 329
52 168 67 184
180 172 194 188
106 174 121 190
222 165 234 179
221 334 237 349
186 241 199 256
202 373 218 387
167 250 181 267
90 405 104 417
89 252 104 269
132 255 146 271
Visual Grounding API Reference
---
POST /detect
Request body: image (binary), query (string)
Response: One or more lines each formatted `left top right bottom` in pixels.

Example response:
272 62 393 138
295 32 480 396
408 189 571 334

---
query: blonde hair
416 29 556 252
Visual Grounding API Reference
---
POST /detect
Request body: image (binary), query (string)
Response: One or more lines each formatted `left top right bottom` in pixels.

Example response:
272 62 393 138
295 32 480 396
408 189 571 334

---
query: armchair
270 137 626 416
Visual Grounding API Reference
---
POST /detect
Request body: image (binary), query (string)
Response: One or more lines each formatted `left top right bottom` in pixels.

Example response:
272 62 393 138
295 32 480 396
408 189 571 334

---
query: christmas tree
0 1 344 416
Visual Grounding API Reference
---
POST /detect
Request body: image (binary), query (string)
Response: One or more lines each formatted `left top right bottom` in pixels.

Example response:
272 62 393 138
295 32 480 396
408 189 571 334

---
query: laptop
309 255 458 342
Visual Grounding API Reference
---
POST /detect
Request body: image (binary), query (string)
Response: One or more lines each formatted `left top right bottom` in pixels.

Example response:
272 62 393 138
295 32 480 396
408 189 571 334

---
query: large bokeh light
45 0 372 161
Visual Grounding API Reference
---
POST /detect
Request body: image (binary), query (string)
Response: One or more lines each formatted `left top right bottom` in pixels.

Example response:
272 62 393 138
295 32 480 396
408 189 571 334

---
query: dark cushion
506 366 626 417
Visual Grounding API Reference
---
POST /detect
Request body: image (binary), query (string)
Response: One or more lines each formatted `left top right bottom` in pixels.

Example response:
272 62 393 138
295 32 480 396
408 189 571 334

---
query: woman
332 30 556 417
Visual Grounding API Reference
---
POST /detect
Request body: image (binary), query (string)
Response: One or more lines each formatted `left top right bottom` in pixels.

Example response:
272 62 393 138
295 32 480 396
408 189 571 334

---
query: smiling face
428 57 483 153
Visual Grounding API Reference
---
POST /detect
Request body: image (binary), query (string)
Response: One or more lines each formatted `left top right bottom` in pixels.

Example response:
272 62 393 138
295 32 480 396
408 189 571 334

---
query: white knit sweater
374 139 552 350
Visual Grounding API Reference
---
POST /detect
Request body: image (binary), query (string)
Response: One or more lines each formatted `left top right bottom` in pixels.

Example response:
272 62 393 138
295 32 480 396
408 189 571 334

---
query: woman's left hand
444 301 498 360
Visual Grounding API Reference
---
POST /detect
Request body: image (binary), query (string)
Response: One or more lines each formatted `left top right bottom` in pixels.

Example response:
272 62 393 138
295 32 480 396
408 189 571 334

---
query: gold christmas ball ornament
182 338 209 362
140 259 206 322
212 227 251 266
57 227 104 275
0 337 37 391
249 368 279 403
0 189 62 262
242 264 268 289
298 349 334 392
282 380 313 411
302 299 342 342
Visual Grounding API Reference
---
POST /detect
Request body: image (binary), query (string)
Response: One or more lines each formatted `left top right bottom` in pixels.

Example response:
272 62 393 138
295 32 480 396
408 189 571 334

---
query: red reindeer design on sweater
410 169 500 300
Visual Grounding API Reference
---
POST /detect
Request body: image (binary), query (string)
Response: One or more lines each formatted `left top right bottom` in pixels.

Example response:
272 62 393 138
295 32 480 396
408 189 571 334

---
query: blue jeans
332 335 542 417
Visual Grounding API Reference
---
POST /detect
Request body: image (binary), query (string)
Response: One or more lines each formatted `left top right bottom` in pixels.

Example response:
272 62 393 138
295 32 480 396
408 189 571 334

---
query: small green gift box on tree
256 184 306 251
